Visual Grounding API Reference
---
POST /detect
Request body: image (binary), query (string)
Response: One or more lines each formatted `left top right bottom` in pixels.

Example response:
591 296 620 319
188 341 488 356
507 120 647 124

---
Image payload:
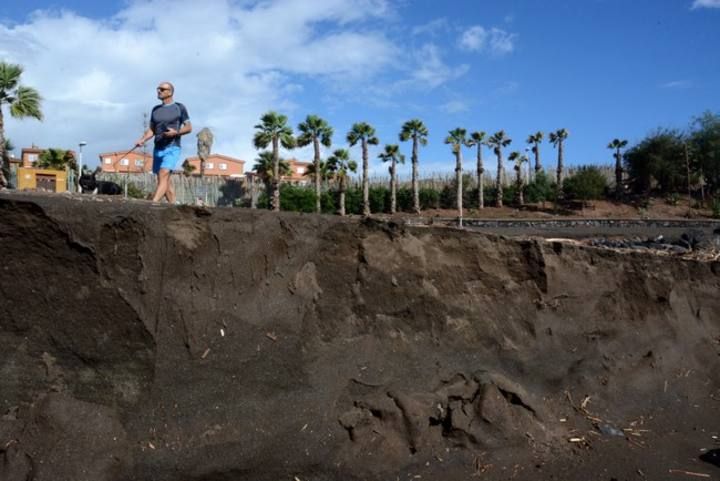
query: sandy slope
1 193 719 481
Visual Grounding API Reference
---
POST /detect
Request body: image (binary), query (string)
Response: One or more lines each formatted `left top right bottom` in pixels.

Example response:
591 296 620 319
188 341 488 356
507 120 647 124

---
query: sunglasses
157 87 171 91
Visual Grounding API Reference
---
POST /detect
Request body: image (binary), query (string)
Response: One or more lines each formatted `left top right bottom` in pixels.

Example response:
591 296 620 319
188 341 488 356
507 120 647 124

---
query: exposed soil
1 192 720 481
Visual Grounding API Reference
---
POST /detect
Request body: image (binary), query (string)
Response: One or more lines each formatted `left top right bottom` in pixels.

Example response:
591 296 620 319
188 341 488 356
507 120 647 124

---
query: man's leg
165 173 176 204
152 169 171 202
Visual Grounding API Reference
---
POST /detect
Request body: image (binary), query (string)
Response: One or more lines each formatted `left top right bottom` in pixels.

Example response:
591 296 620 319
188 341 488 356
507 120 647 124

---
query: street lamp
78 141 87 192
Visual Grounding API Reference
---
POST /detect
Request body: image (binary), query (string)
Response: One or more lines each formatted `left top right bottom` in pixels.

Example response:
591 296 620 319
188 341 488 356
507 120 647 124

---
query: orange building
99 151 153 173
184 154 245 177
284 159 312 184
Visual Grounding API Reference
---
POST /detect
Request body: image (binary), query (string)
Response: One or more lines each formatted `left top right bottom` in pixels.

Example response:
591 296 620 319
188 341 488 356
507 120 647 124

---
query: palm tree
399 119 429 214
378 144 404 214
607 138 628 197
486 130 512 207
347 122 379 216
444 128 467 225
37 148 77 171
0 62 43 188
526 131 543 177
253 150 291 203
466 131 487 209
327 148 357 216
509 151 529 206
253 111 295 211
549 128 569 197
297 115 333 213
304 159 332 189
1 138 14 185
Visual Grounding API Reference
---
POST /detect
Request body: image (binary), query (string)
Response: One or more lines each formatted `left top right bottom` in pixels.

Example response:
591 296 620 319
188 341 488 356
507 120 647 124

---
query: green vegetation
562 166 608 205
0 61 43 187
37 148 76 170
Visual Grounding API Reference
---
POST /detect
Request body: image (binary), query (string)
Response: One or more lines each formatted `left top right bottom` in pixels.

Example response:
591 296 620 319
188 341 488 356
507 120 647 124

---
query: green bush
368 186 389 213
562 166 608 203
525 171 556 203
126 182 146 199
712 196 720 219
419 188 440 210
665 192 681 206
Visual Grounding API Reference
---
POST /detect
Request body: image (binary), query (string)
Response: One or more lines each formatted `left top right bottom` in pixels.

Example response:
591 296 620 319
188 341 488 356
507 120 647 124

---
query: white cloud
0 0 398 165
407 43 470 89
660 80 693 89
439 100 469 114
412 17 449 36
458 25 517 55
691 0 720 8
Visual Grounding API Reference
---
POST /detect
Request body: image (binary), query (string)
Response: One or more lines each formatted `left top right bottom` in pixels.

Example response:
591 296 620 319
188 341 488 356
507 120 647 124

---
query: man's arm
135 127 155 147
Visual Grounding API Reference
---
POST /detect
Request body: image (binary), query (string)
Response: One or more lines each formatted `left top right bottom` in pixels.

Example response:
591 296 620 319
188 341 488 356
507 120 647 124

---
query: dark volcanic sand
1 192 719 481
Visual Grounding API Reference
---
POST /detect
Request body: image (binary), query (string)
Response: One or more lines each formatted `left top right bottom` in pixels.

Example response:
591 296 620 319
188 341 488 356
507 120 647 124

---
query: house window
121 158 129 166
28 154 38 163
104 158 112 164
219 163 227 171
206 162 214 169
296 167 305 175
135 159 144 167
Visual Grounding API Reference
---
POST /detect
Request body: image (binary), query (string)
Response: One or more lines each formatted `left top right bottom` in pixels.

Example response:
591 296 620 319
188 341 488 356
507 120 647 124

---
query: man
136 81 192 203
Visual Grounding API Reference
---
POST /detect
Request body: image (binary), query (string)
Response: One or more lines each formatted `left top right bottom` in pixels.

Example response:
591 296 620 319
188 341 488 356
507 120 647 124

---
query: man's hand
135 139 145 148
164 128 179 138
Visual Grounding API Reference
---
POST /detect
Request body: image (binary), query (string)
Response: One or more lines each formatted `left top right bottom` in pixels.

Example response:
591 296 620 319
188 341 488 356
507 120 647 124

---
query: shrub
562 166 608 203
126 182 146 199
419 187 440 210
525 171 556 204
665 192 681 206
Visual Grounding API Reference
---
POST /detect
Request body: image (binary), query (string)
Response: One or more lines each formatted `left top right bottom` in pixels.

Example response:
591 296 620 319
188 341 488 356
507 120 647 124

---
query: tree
526 131 543 176
253 150 291 202
253 111 295 211
181 159 197 177
689 111 720 196
37 148 77 171
444 128 467 223
607 138 628 197
0 61 43 188
399 119 429 214
378 144 404 214
624 129 686 195
486 130 512 207
466 131 487 209
562 166 608 206
327 148 357 216
297 115 333 214
347 122 379 216
304 159 332 189
549 128 569 198
1 138 13 186
509 151 529 206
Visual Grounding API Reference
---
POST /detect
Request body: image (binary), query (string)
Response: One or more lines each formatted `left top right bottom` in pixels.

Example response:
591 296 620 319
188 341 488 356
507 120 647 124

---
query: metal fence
98 172 248 206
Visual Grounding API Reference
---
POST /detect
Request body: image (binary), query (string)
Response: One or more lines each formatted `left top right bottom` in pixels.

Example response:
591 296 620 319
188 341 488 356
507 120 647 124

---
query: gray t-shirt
150 102 190 149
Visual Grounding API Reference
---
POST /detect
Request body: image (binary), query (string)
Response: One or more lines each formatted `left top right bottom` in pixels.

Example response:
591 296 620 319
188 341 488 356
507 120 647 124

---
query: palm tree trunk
0 108 7 188
339 177 346 216
516 167 524 205
615 149 622 197
314 137 321 214
390 161 396 214
362 139 370 216
412 138 420 214
455 149 463 224
534 142 541 174
272 136 280 212
556 141 564 199
477 145 484 209
496 151 504 208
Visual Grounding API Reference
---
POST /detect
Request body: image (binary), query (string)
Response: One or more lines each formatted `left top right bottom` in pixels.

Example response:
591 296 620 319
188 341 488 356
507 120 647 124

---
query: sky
1 0 719 179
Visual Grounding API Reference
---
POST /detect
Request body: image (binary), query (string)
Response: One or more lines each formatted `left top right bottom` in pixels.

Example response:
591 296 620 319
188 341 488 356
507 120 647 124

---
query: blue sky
1 0 719 179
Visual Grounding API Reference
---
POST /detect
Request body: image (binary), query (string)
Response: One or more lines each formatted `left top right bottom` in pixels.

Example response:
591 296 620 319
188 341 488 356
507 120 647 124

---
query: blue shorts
153 145 182 174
